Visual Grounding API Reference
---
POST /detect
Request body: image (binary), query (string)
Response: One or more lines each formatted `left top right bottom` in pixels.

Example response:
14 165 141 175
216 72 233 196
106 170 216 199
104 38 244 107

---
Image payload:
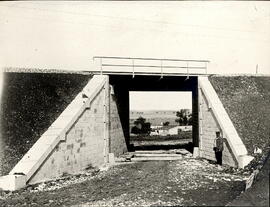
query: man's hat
216 131 221 136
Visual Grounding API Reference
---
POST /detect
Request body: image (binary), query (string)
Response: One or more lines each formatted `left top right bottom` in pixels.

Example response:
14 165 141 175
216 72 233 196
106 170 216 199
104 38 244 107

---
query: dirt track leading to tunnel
0 158 247 207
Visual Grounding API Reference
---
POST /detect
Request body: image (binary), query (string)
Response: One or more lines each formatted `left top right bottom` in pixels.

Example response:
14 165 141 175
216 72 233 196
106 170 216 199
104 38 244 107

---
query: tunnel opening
109 75 199 155
129 91 193 152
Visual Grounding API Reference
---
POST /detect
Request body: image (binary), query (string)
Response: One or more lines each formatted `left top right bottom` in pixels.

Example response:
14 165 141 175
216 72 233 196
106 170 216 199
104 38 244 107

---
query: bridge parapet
92 56 209 77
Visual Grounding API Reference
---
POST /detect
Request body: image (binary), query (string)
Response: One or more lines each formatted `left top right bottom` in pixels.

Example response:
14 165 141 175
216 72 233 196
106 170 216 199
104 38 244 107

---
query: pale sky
0 1 270 74
130 91 192 111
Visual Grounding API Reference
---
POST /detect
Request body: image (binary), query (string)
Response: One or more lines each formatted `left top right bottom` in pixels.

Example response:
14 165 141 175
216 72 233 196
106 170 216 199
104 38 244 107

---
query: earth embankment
209 75 270 169
0 72 91 175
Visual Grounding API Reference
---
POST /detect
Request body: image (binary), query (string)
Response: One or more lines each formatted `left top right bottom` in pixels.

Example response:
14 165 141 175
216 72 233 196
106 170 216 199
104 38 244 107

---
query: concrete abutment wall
109 85 128 157
199 88 237 167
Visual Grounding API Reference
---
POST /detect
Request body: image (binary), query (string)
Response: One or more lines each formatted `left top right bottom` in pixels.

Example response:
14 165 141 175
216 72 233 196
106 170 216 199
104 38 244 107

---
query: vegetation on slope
0 72 91 175
209 76 270 169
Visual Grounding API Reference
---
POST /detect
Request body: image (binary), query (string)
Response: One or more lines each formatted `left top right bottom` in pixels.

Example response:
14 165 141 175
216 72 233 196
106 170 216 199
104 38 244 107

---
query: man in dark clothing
213 131 225 165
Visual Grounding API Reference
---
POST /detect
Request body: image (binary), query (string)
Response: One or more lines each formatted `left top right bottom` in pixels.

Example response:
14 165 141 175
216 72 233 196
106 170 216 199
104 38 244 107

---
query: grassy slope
209 76 270 168
0 73 91 175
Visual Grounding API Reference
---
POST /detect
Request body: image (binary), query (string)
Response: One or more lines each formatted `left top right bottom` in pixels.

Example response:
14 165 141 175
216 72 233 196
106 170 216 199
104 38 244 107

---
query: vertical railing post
100 58 103 75
160 60 163 79
132 59 135 78
186 61 189 79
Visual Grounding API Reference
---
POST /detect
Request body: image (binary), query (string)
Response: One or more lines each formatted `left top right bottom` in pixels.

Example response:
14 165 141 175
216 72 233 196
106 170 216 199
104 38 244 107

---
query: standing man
213 131 225 165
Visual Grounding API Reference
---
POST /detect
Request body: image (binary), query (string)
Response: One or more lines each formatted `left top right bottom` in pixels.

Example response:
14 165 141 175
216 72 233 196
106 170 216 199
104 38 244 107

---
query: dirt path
0 158 247 207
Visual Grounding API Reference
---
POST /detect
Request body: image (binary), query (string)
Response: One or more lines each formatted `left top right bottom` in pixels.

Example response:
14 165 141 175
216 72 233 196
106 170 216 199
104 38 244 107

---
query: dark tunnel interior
109 75 199 151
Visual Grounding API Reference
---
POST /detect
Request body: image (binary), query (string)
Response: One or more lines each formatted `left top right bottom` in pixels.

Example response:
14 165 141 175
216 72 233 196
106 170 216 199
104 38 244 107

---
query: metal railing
92 56 210 77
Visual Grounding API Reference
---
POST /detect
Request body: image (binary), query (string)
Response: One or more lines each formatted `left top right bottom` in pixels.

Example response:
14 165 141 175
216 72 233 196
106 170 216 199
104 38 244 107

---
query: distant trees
163 121 170 126
131 116 151 135
175 109 192 126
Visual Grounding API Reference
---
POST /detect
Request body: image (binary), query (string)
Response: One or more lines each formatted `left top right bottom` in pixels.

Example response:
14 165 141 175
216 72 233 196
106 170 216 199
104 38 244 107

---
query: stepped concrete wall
199 89 238 167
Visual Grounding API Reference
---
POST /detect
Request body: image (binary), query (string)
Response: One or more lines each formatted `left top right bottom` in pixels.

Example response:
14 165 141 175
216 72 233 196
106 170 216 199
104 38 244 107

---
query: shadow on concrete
109 75 199 151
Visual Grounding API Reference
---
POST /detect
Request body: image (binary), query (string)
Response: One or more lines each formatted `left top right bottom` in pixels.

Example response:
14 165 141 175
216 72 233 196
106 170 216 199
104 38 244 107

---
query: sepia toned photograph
0 1 269 206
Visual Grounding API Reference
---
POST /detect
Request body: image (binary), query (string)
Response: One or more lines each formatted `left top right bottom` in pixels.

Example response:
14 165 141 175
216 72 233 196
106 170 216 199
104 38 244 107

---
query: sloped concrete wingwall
27 76 108 184
198 77 253 168
0 75 128 190
0 72 90 176
199 89 238 167
29 88 106 184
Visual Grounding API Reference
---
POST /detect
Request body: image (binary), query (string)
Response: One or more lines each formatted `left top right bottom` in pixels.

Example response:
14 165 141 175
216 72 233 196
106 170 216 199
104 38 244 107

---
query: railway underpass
0 57 255 191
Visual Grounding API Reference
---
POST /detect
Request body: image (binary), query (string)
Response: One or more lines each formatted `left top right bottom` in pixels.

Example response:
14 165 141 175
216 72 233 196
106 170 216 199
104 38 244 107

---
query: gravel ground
0 158 247 207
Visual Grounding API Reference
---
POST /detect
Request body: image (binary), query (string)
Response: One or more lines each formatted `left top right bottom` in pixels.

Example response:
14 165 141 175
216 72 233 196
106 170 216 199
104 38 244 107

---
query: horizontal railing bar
101 64 206 70
93 56 210 63
86 71 208 76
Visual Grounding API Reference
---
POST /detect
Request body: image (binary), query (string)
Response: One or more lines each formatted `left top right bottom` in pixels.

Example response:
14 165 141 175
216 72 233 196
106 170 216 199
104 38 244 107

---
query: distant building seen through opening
129 91 193 150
